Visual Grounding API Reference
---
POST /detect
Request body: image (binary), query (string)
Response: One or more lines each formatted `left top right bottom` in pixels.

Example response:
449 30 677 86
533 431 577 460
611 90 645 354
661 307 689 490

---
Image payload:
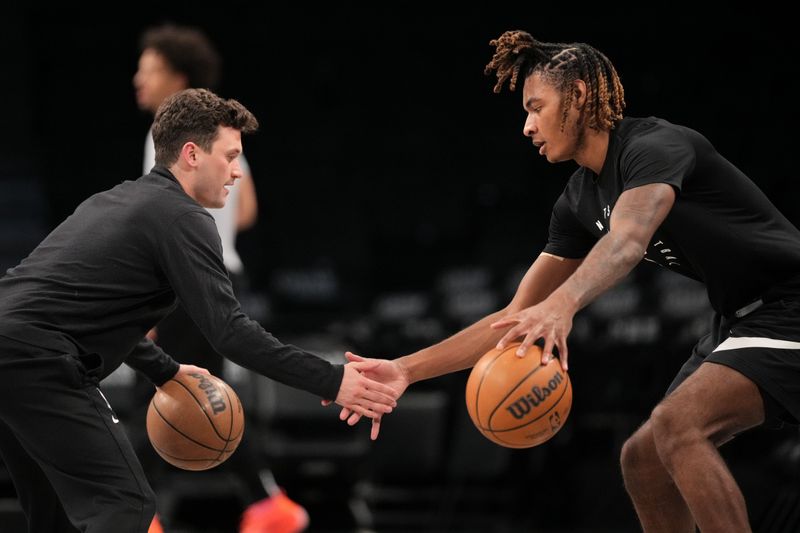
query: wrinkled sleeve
543 193 596 259
156 210 343 399
125 337 180 386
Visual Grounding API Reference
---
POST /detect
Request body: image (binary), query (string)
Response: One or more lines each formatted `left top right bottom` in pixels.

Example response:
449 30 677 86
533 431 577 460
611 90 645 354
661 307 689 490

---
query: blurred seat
353 390 449 531
0 457 26 533
436 265 499 330
249 335 370 485
0 175 48 274
435 400 517 532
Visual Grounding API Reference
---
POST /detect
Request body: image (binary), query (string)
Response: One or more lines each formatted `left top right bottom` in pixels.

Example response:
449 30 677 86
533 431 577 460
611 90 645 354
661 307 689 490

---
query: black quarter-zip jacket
0 167 343 399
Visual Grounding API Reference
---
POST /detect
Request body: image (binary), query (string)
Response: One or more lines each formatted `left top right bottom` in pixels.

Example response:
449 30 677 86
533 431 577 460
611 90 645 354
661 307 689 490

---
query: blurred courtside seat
250 334 370 479
352 390 449 531
0 457 26 533
0 175 48 274
436 265 499 331
435 396 516 532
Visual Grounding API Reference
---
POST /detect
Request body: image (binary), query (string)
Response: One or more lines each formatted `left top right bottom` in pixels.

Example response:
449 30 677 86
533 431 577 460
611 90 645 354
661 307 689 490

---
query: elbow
615 235 649 267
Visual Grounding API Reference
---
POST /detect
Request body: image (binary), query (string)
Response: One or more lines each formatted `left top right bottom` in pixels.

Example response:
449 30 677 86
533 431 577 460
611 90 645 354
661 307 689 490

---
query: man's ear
574 79 588 109
179 142 200 168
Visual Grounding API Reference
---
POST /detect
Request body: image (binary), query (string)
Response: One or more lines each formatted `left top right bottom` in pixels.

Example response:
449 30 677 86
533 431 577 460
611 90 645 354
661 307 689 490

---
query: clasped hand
324 352 409 440
327 293 575 439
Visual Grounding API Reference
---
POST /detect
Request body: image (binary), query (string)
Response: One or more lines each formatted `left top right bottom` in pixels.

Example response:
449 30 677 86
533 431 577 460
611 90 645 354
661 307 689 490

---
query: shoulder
129 175 214 232
615 117 700 167
618 116 710 153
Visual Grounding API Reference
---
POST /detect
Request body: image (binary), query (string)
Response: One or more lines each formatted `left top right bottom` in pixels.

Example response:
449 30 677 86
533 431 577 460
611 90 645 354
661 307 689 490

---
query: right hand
322 352 410 440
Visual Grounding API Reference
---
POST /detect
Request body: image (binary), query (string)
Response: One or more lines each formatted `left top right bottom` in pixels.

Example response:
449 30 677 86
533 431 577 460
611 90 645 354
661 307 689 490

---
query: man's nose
231 161 243 180
523 115 537 137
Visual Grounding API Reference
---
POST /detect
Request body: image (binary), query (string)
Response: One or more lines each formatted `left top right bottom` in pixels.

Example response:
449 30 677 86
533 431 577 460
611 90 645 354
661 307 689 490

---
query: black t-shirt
543 116 800 317
0 167 343 398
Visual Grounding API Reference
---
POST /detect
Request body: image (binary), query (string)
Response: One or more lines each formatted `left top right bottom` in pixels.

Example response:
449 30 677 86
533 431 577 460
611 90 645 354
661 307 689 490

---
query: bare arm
335 183 675 438
395 252 582 384
493 182 676 368
236 173 258 231
552 183 675 312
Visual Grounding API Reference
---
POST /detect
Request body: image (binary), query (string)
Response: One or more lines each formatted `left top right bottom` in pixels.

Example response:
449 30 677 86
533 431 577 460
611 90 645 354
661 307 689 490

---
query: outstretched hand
323 352 409 440
333 354 403 436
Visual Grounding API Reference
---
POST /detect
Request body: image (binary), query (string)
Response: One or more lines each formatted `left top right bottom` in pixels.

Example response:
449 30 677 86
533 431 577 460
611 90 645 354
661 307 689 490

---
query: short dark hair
152 88 259 167
485 30 625 131
139 24 221 90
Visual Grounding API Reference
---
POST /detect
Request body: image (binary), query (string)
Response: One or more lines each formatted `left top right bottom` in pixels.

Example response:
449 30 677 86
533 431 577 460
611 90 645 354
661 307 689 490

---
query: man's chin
200 199 226 209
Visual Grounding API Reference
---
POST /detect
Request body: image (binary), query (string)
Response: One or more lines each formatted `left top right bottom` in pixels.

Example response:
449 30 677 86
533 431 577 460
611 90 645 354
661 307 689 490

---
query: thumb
490 318 513 329
351 360 380 372
345 351 365 362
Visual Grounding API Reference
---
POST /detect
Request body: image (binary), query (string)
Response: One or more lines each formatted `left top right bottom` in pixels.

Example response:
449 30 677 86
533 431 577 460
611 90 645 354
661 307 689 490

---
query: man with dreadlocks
330 30 800 531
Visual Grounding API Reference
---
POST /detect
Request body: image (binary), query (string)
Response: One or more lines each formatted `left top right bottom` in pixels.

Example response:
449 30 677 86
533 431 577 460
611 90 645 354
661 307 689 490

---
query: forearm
554 183 675 310
126 338 180 386
396 310 508 384
553 230 644 311
218 316 343 399
396 253 581 384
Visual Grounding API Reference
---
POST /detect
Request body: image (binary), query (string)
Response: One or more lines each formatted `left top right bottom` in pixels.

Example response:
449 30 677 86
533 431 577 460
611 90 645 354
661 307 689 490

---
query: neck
169 164 194 199
574 127 610 174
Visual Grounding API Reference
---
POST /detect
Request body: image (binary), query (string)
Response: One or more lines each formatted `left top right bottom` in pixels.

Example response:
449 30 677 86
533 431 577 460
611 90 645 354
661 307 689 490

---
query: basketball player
132 23 308 533
0 88 398 533
330 30 800 531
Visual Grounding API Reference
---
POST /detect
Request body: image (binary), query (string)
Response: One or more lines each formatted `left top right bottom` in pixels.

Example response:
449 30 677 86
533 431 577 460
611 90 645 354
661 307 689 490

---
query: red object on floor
239 491 310 533
148 514 164 533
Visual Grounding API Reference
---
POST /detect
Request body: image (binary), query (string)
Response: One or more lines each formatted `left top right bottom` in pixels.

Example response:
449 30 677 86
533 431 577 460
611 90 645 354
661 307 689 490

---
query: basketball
465 342 572 448
146 372 244 471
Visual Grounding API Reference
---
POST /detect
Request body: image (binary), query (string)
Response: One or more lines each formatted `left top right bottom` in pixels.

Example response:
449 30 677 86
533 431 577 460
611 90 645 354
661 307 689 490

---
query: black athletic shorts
666 280 800 430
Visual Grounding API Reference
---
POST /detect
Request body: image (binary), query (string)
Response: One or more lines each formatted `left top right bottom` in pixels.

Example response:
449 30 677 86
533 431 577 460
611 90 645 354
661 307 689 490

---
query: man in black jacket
0 88 397 533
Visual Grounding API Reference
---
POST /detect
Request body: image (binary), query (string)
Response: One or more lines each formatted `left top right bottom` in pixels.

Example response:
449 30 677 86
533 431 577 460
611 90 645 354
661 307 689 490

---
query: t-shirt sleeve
157 210 344 399
620 129 695 192
543 193 596 259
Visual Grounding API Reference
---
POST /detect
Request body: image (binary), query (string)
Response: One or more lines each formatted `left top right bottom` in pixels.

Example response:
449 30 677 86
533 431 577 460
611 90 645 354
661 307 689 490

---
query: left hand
490 293 576 371
161 364 210 390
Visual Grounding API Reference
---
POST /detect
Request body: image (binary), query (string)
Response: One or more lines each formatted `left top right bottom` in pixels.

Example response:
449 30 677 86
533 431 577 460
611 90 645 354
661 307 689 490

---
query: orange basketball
146 372 244 471
465 342 572 448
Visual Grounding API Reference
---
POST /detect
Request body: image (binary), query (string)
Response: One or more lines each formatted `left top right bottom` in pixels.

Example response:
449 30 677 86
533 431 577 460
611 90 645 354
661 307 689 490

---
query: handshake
324 352 410 440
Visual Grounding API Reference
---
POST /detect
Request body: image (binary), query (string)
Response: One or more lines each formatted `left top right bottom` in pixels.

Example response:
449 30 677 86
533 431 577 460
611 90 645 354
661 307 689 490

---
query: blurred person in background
0 86 396 533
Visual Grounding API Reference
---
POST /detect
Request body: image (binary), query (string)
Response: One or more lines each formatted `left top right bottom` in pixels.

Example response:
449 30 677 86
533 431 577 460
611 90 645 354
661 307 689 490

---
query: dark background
1 4 800 532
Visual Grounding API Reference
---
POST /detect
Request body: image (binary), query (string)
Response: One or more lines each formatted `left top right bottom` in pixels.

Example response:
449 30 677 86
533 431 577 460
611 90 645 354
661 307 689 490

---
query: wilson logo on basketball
190 373 227 414
505 371 565 420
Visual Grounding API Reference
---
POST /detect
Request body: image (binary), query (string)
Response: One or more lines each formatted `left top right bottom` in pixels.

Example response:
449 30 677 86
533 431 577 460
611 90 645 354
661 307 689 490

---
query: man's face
133 49 187 113
191 126 243 209
521 71 583 164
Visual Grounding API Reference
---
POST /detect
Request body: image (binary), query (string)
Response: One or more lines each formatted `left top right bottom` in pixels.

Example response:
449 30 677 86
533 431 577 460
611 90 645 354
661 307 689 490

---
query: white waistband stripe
713 336 800 352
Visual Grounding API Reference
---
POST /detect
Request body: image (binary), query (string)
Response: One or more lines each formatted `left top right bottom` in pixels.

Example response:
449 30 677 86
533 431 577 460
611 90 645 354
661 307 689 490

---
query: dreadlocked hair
484 30 625 131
